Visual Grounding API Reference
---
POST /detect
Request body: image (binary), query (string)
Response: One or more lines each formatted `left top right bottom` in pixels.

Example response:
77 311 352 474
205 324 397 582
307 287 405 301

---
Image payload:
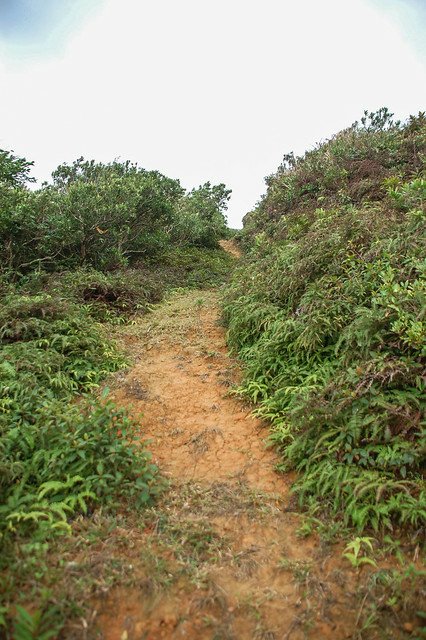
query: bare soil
111 290 282 493
219 239 242 258
91 287 367 640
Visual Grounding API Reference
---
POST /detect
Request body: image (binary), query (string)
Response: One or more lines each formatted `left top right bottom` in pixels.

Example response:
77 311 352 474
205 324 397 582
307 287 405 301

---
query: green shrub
225 112 426 532
0 153 232 274
0 289 158 549
0 398 158 542
171 182 231 248
52 268 164 320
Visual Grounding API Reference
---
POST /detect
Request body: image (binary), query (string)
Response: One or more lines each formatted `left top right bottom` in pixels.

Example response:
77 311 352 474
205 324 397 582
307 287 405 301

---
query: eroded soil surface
89 287 369 640
111 290 282 493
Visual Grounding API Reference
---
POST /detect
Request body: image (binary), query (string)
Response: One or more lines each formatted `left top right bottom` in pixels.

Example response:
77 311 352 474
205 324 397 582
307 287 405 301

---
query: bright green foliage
342 537 377 568
12 605 61 640
224 110 426 531
0 291 158 545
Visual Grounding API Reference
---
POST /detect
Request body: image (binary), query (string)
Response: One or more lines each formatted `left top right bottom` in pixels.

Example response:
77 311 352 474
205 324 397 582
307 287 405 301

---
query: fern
224 121 426 533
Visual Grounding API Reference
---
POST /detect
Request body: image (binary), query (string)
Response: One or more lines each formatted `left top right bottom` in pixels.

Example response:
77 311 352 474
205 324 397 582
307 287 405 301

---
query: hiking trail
93 243 361 640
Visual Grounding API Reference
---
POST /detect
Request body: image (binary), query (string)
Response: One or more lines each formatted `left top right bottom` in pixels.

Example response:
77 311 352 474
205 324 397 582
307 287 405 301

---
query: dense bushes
0 154 230 273
224 110 426 532
171 182 231 247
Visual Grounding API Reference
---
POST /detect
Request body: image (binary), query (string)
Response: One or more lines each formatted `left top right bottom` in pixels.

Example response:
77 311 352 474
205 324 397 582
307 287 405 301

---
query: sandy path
219 239 242 258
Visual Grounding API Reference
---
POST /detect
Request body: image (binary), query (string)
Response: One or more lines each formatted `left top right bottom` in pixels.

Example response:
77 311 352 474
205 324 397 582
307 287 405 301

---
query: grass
3 474 424 638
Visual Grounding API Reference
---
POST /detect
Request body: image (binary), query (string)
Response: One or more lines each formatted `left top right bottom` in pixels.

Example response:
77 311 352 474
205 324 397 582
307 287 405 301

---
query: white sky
1 0 425 227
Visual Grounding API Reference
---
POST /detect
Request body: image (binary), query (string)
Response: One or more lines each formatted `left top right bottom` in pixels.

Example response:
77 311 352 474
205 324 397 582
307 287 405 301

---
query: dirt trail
93 249 363 640
219 239 242 258
111 290 283 493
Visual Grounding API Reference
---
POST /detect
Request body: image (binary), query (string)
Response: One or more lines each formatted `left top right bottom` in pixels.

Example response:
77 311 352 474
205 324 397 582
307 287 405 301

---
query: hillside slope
224 109 426 532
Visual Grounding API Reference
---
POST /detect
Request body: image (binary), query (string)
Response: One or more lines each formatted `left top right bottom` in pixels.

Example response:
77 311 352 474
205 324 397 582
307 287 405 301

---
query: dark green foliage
0 154 231 273
0 149 34 187
49 268 165 321
1 158 184 272
225 111 426 532
171 182 231 248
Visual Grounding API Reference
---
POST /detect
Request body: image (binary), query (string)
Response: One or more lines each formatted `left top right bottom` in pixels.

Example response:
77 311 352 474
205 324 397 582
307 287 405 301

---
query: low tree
173 182 231 247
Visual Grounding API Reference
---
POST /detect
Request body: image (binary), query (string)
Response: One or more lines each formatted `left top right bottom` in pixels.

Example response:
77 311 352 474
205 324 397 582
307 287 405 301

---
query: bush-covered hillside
224 109 426 532
0 148 233 628
1 153 231 273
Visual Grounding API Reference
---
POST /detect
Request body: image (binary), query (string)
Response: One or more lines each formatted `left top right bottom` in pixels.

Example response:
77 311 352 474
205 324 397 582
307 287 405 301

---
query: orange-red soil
92 289 365 640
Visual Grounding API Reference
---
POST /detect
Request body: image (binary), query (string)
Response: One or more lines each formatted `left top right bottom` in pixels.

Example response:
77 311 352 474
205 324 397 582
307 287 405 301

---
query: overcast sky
1 0 425 227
